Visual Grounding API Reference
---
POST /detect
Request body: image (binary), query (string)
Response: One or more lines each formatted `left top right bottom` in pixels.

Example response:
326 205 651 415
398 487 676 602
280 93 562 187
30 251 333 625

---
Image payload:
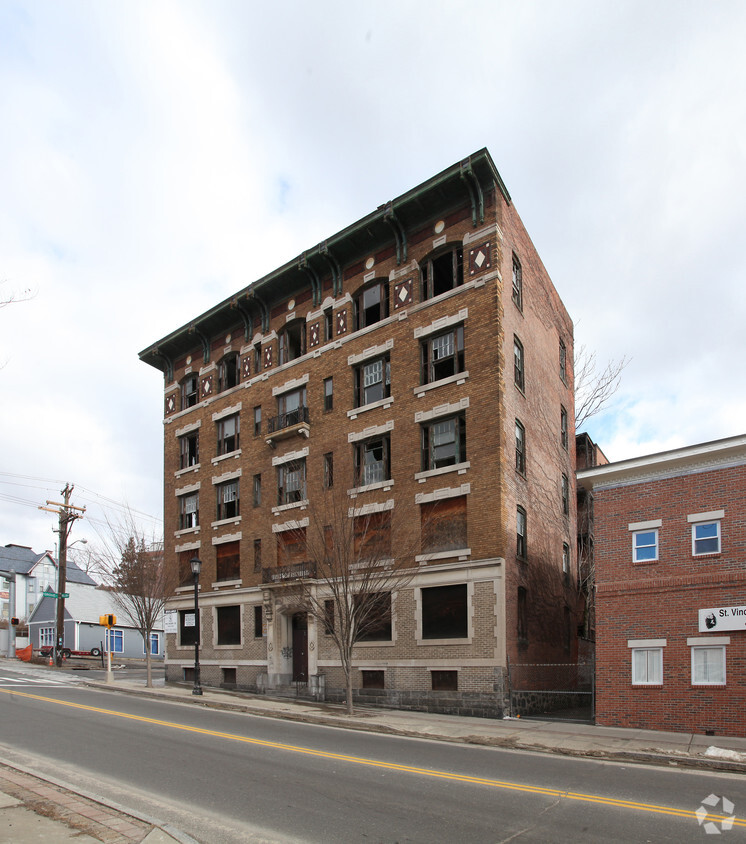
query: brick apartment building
578 434 746 736
140 149 577 716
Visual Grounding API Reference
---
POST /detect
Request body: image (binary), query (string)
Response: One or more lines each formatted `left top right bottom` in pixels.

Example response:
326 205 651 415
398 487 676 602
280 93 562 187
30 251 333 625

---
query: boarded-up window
277 528 307 567
431 670 458 691
361 670 385 689
216 541 240 582
353 511 391 559
421 496 467 553
178 551 193 586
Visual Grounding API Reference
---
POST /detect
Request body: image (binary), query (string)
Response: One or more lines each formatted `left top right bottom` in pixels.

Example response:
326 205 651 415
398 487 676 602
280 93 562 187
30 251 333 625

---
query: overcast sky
2 0 745 557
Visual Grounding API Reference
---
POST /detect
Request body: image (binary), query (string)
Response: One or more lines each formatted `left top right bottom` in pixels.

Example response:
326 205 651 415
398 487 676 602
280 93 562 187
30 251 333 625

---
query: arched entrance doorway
292 612 308 682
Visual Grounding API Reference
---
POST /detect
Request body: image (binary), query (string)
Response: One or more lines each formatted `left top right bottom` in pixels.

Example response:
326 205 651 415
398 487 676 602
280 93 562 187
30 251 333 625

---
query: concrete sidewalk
2 657 746 842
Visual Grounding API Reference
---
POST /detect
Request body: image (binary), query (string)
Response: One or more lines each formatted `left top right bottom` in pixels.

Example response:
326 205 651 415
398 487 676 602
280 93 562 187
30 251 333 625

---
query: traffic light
99 614 116 628
10 617 19 626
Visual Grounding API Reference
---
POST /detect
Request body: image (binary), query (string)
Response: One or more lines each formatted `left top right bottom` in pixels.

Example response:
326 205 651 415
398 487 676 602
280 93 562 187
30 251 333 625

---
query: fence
508 658 595 721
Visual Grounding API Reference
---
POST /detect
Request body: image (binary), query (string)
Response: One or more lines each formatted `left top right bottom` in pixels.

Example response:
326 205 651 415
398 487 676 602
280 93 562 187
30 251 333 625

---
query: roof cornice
577 433 746 490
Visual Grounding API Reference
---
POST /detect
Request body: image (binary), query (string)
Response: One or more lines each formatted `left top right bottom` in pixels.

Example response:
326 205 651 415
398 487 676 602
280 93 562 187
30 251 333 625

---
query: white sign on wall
163 609 178 634
698 605 746 633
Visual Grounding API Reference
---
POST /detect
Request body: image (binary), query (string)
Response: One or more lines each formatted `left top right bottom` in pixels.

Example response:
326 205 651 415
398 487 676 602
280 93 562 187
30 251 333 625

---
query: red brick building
140 149 577 716
578 434 746 736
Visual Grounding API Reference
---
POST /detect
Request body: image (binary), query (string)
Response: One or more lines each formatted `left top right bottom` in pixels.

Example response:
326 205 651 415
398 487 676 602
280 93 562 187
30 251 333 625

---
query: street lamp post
190 556 203 696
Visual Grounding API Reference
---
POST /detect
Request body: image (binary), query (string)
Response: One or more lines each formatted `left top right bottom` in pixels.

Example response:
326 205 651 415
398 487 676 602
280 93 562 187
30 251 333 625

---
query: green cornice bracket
460 159 484 226
248 290 269 333
319 242 342 297
189 324 210 364
152 348 173 382
383 203 407 265
299 253 321 307
231 296 254 342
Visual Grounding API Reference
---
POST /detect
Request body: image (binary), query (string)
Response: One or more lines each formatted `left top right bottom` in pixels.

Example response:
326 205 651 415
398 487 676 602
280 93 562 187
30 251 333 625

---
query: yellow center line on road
2 687 743 828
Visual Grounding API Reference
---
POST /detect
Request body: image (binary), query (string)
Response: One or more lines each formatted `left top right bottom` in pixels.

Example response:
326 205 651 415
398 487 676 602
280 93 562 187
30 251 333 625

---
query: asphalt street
0 666 744 843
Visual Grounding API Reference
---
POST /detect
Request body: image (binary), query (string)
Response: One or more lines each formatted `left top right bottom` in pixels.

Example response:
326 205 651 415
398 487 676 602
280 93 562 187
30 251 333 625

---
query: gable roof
0 543 98 586
0 544 51 575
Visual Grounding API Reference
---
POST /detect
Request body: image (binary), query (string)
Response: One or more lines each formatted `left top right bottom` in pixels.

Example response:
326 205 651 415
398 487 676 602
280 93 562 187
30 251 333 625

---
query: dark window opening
216 540 240 582
222 667 237 686
253 406 261 437
254 605 263 638
253 538 262 573
218 353 240 392
361 670 385 689
323 453 334 489
355 280 389 330
217 605 241 646
323 599 335 635
421 584 467 639
561 406 568 449
179 432 199 469
421 247 463 300
354 592 392 642
253 473 261 507
179 609 197 647
431 670 458 691
517 587 528 640
279 320 305 365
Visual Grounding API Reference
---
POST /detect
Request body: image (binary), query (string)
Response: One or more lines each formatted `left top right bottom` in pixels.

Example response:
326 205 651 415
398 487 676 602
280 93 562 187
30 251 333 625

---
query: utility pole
39 483 85 667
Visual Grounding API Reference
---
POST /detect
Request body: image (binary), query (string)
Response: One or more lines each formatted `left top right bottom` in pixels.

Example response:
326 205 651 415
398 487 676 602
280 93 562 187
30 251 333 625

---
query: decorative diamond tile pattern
468 241 492 275
309 322 320 348
242 356 251 379
394 278 413 309
201 375 212 397
336 310 347 335
264 345 273 369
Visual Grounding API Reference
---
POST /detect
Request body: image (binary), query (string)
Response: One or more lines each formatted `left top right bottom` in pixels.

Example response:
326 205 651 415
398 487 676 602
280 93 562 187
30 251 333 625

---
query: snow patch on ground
704 746 746 762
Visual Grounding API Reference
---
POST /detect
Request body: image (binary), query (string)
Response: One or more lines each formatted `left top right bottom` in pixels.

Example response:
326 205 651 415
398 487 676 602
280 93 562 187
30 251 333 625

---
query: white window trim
687 510 724 523
211 403 242 422
628 519 662 531
272 372 310 397
632 528 659 563
413 308 468 339
691 520 721 556
690 644 726 686
631 647 663 686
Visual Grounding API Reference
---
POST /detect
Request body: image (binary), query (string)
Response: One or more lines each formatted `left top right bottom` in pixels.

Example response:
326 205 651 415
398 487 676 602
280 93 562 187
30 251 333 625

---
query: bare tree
0 280 34 309
271 487 430 715
574 344 629 431
94 510 174 687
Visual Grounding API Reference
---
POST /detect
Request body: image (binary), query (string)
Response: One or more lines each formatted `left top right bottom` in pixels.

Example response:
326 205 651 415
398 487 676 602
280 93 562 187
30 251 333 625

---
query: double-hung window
179 493 199 530
421 326 465 384
516 506 527 560
633 530 658 562
144 632 160 655
216 480 239 520
515 420 526 474
355 356 390 407
514 337 525 391
421 415 466 470
560 406 568 449
692 521 721 555
216 414 239 455
181 374 198 409
179 432 199 469
277 386 307 428
512 254 522 310
277 459 306 506
355 436 391 487
217 353 239 392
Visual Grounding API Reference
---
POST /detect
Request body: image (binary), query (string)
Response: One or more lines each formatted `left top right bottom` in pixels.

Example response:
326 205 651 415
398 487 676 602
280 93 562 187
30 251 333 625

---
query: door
292 612 308 681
